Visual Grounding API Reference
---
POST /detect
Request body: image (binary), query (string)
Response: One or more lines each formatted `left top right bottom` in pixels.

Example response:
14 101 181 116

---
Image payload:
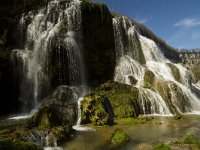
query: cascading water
113 16 172 116
12 0 86 114
113 15 200 115
139 33 200 113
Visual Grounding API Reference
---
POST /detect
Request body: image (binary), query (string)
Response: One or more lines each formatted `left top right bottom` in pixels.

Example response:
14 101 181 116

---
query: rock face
81 1 116 86
0 0 48 49
0 51 19 116
27 85 87 128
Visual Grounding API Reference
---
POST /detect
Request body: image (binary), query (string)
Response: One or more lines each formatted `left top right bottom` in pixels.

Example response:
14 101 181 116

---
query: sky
92 0 200 49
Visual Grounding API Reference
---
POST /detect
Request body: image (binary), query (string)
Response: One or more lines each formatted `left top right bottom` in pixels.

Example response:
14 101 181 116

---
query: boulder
27 85 87 129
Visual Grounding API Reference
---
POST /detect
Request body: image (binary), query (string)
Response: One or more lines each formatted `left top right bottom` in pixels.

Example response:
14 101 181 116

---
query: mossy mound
143 69 155 89
81 95 110 126
110 129 129 145
0 129 42 150
81 81 142 125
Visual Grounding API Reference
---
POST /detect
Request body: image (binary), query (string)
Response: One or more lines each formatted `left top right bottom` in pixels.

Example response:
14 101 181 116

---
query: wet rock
27 85 87 129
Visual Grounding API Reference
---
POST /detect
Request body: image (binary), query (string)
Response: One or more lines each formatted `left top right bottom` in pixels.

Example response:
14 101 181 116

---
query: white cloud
175 17 200 27
137 18 149 24
135 15 153 24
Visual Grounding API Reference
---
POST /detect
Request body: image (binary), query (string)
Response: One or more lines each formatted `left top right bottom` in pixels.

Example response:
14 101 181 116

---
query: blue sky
92 0 200 49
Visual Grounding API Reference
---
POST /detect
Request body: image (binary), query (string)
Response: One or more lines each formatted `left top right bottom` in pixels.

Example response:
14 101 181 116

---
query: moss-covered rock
167 63 182 83
153 80 191 114
26 86 83 129
81 95 110 126
81 81 142 125
110 129 129 145
143 69 155 89
46 125 73 146
0 138 42 150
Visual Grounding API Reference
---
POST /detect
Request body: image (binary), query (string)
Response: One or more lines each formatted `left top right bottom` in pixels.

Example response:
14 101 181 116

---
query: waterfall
114 55 144 86
12 0 86 115
139 31 200 113
113 15 200 115
138 88 171 115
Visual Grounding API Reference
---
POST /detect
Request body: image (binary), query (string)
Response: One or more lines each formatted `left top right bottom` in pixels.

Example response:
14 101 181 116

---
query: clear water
65 115 200 150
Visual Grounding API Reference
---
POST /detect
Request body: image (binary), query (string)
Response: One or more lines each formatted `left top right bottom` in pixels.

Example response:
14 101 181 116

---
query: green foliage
153 144 171 150
111 129 129 145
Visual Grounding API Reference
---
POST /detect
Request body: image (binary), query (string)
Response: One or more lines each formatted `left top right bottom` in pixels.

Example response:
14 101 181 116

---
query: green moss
183 134 200 145
48 126 72 146
81 81 142 125
115 117 149 125
111 129 129 145
81 94 109 126
167 63 182 83
0 138 42 150
25 106 63 129
153 144 171 150
143 69 155 89
153 80 191 114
